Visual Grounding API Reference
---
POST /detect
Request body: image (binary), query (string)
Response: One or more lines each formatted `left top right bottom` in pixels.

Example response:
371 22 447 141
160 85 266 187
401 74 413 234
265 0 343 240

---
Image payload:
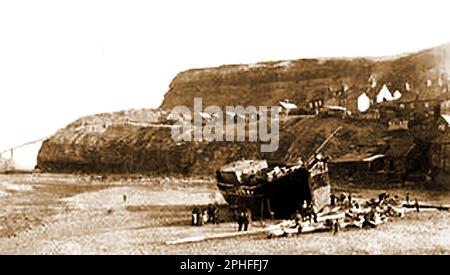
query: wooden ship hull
216 160 331 219
216 128 340 219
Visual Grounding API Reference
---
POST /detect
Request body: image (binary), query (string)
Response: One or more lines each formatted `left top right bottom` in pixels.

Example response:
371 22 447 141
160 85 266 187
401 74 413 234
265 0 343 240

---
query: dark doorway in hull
228 169 312 219
263 169 311 219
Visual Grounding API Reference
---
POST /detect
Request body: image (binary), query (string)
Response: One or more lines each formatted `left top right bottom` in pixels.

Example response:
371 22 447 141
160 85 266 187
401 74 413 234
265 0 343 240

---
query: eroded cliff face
37 108 265 175
161 45 449 110
37 114 387 176
37 45 450 176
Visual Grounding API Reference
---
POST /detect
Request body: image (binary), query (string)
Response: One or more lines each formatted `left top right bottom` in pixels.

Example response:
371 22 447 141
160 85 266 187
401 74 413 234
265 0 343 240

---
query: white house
357 92 370 113
393 90 402 100
376 85 395 103
279 100 298 118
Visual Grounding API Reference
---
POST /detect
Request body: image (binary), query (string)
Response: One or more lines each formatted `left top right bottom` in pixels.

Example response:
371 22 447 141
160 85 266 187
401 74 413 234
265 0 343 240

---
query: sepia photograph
0 0 450 260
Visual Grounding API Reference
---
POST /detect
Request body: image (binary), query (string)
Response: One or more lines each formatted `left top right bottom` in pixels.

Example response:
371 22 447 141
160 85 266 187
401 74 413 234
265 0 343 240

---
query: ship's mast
306 126 342 168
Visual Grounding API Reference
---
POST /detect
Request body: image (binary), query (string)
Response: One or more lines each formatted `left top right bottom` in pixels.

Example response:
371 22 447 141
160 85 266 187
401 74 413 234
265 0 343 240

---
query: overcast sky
1 0 450 169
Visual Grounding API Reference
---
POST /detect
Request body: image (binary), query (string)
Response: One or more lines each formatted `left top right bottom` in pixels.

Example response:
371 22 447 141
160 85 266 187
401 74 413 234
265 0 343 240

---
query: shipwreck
216 128 341 218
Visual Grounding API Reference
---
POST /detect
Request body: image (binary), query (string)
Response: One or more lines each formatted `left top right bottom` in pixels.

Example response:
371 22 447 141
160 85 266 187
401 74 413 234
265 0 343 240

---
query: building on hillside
307 98 324 115
329 151 386 184
328 131 428 185
378 97 444 134
279 100 298 119
343 90 363 115
441 99 450 113
376 85 395 103
387 118 409 131
341 88 382 120
382 133 419 175
429 96 450 186
357 92 371 113
437 114 450 132
379 97 441 118
319 105 349 119
430 132 450 187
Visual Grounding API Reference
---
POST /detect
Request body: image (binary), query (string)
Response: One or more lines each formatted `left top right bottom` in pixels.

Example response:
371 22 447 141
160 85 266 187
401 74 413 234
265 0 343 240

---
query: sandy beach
0 173 449 255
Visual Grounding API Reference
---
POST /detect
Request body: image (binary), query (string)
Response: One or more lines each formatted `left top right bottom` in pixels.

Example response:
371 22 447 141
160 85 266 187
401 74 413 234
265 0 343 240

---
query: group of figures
190 191 423 239
339 192 408 230
267 192 418 238
292 200 318 229
191 204 220 226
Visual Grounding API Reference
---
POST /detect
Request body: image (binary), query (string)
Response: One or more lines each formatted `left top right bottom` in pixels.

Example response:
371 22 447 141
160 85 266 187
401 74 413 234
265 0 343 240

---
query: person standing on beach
123 194 127 208
243 208 251 231
237 207 251 231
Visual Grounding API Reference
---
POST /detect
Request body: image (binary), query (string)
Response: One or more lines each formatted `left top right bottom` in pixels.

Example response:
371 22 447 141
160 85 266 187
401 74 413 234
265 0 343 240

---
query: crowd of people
192 204 253 232
191 192 421 237
337 192 410 231
292 200 317 230
191 203 220 226
272 192 416 238
330 192 354 208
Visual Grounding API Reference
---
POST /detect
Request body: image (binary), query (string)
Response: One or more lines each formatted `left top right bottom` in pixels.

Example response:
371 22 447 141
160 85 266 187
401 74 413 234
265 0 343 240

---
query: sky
1 0 450 169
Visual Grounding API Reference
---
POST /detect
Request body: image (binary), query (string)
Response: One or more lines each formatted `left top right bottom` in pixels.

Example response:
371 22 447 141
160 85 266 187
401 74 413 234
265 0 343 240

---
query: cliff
161 45 449 110
37 44 450 176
